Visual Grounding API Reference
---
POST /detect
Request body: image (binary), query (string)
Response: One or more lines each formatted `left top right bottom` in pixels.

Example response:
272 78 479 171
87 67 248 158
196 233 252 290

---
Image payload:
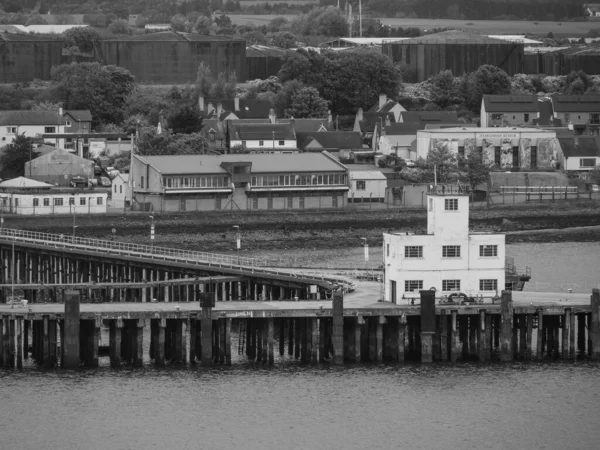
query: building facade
0 191 107 215
131 152 349 212
383 191 505 303
480 95 540 128
348 171 387 202
551 94 600 135
111 173 131 208
25 149 95 187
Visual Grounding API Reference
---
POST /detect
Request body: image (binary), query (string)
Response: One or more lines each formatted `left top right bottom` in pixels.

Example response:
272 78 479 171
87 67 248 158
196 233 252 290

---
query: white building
383 190 505 303
228 122 297 153
349 170 387 202
0 111 67 148
111 173 131 208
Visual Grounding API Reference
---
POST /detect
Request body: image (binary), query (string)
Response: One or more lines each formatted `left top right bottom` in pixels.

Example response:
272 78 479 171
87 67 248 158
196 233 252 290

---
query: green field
229 14 593 37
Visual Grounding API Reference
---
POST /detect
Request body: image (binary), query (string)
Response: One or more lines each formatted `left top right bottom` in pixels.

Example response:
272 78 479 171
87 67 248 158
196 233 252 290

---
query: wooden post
287 318 294 356
536 309 544 359
310 317 318 363
562 309 571 360
450 310 458 363
368 318 376 361
355 316 363 363
267 317 275 365
484 314 492 361
591 289 600 360
477 310 486 362
420 290 435 363
189 316 196 364
279 319 285 357
63 291 80 369
377 316 385 362
200 305 213 367
134 319 144 365
332 291 344 364
577 313 586 357
439 311 448 362
500 291 513 362
569 309 576 360
8 317 15 368
109 318 123 366
23 319 29 359
519 314 527 360
319 318 327 362
16 317 22 369
225 318 232 365
526 314 534 361
397 314 406 363
156 319 166 365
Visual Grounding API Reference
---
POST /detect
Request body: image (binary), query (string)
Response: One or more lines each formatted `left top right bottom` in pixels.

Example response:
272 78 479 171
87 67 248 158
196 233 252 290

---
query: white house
228 122 297 153
111 173 131 208
0 111 67 148
383 189 505 303
349 170 387 202
557 135 600 173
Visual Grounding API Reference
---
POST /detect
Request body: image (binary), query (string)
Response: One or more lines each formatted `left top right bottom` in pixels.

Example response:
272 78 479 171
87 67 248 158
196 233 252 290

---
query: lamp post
232 225 240 264
111 227 116 242
149 215 155 249
360 237 369 269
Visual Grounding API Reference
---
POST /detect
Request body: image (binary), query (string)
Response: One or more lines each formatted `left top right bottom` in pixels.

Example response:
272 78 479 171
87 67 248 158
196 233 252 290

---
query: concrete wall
0 41 63 83
95 40 246 84
349 178 386 201
383 42 523 83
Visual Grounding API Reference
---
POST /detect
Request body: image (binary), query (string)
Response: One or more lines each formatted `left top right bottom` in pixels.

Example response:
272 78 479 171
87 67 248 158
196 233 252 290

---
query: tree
194 15 213 35
25 13 48 26
266 31 296 49
171 14 188 32
195 62 213 98
109 19 131 35
285 87 329 118
48 63 136 127
589 165 600 185
426 143 457 183
0 134 40 179
462 65 511 111
136 128 210 155
428 70 460 108
291 6 348 37
167 105 203 134
458 149 491 193
209 71 237 99
63 27 101 53
30 101 63 111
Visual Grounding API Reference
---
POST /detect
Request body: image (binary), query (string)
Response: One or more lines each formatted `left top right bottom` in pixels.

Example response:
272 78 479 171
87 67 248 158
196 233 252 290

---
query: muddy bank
4 201 600 251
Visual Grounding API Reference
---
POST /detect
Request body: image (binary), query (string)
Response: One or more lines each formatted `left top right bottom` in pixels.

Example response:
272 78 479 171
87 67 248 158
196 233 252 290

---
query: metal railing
0 228 350 288
500 186 578 194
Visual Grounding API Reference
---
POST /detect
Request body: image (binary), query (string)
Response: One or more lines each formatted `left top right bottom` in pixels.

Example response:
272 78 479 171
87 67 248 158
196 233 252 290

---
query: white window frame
404 280 423 292
580 158 597 168
442 245 461 258
479 279 498 291
444 198 458 211
404 246 423 258
442 280 461 291
479 245 498 257
6 126 17 134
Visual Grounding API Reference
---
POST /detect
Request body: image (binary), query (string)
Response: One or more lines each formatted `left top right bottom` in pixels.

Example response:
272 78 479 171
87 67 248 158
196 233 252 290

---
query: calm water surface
1 242 600 449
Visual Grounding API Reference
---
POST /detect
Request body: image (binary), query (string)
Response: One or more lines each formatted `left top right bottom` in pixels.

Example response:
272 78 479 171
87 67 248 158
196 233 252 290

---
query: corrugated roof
483 95 539 112
0 110 66 125
399 30 512 45
0 177 53 189
230 123 295 140
551 95 600 113
487 35 542 45
558 136 600 157
22 24 89 34
246 45 287 57
141 153 345 175
297 131 363 150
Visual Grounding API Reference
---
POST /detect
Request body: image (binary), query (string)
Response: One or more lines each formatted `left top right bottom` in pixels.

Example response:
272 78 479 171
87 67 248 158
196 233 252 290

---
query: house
278 117 332 132
587 7 600 18
228 122 297 153
416 127 560 170
25 149 95 187
367 94 406 122
111 173 131 208
551 94 600 135
296 131 363 154
0 110 67 148
199 96 273 120
0 177 107 215
353 109 395 148
480 95 540 127
377 123 421 159
145 24 171 31
383 188 505 303
202 119 227 153
130 152 349 212
348 170 387 202
63 110 92 133
399 111 460 125
557 135 600 173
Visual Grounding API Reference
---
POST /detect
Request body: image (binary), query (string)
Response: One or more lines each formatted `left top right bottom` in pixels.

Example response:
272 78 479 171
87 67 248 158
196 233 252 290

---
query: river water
1 242 599 449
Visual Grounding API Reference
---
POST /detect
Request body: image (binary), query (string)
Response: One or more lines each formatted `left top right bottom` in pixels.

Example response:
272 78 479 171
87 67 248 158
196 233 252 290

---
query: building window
404 280 423 292
69 197 75 205
120 186 123 194
97 197 103 205
530 146 537 169
386 243 389 257
444 198 458 211
43 198 50 206
491 113 502 121
404 246 423 258
564 113 570 122
279 140 284 145
54 198 63 206
524 113 529 122
259 140 264 147
6 127 17 134
479 245 498 257
66 120 71 127
442 245 461 258
80 197 86 206
356 180 366 190
458 146 465 157
33 198 39 207
114 185 117 193
141 176 145 188
241 141 246 147
479 279 498 291
591 113 600 125
494 146 501 165
287 196 293 208
442 280 461 291
44 126 56 133
580 158 596 168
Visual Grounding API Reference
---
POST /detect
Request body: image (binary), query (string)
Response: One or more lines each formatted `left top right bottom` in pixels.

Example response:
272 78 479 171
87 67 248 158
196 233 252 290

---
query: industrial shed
523 46 600 76
94 31 246 84
246 45 286 81
0 33 63 83
25 149 94 187
382 30 524 83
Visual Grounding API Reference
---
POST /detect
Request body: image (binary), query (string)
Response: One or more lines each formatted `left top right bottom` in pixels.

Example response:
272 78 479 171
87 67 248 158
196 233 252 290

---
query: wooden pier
1 289 599 369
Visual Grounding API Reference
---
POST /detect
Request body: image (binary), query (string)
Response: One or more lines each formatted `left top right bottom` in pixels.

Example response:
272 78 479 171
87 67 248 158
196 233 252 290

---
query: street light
232 225 240 264
360 237 369 269
149 215 155 249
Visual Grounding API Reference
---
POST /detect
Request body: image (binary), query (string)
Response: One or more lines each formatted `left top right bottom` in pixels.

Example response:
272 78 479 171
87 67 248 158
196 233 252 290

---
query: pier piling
500 291 514 362
591 289 600 360
62 291 80 369
332 291 343 364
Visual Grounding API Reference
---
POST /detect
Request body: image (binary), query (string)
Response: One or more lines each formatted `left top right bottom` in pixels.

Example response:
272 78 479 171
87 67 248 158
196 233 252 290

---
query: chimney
289 116 295 134
217 102 223 118
328 109 332 125
59 107 63 117
269 108 276 124
234 96 240 112
379 94 387 110
198 96 205 112
357 108 363 121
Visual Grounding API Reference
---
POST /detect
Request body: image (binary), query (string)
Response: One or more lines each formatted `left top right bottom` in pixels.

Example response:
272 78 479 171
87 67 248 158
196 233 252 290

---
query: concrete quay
0 289 598 370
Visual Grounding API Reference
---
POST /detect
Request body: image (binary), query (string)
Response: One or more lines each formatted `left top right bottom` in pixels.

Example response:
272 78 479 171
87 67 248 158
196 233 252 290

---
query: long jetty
1 289 599 369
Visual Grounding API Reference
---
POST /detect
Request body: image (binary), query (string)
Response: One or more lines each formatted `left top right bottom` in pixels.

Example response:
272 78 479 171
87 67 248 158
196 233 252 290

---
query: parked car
98 176 111 187
592 184 599 193
70 176 88 188
404 159 416 168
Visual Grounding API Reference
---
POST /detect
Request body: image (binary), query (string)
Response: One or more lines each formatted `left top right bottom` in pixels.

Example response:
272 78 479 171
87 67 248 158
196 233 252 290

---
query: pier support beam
332 291 344 364
536 310 544 359
62 291 80 369
109 318 123 366
354 316 363 362
591 289 600 360
477 310 486 362
267 318 274 365
500 291 514 362
420 290 435 363
450 311 458 363
200 304 213 366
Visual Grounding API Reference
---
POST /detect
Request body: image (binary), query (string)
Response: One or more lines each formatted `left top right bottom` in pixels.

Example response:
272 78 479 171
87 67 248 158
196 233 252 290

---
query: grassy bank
5 199 600 252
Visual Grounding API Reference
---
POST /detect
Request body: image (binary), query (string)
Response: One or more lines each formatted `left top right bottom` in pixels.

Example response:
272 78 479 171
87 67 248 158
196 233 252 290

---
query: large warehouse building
0 33 63 83
382 30 524 83
94 31 246 84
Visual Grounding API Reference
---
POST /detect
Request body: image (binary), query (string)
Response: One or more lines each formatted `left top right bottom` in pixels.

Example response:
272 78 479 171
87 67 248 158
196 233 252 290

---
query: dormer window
66 120 72 127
